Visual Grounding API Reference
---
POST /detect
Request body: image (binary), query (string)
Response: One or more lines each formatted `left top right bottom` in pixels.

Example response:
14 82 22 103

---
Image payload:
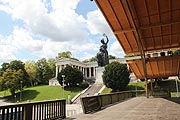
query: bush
103 62 130 91
79 82 89 89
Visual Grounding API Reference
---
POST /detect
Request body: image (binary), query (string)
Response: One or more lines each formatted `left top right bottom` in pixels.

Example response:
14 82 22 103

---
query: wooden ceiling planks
127 55 180 79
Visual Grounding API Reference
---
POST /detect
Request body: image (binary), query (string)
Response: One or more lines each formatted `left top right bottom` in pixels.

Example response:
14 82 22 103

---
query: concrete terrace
65 97 180 120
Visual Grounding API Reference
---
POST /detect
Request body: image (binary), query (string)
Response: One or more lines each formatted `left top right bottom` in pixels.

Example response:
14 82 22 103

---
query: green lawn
0 85 84 103
101 82 145 94
171 92 180 97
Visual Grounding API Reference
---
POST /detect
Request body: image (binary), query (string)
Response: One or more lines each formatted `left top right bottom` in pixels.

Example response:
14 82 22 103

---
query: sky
0 0 124 65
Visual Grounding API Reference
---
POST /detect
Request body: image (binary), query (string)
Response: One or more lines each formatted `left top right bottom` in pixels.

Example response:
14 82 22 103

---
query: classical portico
55 58 98 80
55 58 127 80
49 57 127 86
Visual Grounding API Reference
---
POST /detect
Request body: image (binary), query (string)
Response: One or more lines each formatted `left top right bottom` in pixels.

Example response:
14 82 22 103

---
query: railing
0 99 66 120
151 89 171 97
80 90 145 114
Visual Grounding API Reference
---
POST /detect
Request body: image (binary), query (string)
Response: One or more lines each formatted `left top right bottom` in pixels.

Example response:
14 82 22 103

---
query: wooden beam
113 28 136 34
139 21 180 30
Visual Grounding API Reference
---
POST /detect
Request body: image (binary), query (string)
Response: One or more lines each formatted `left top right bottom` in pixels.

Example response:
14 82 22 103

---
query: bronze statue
96 33 109 67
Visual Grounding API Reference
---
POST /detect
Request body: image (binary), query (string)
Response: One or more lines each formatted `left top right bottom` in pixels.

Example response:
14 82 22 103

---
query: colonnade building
49 57 127 86
55 58 126 79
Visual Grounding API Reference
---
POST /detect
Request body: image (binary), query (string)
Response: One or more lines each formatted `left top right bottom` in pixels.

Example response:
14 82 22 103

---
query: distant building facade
49 57 137 86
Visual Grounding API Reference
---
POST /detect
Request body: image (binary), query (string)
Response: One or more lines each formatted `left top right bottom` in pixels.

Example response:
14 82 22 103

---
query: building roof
94 0 180 79
127 55 180 79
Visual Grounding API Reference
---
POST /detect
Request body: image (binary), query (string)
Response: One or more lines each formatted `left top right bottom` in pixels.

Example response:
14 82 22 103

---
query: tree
103 62 130 91
0 63 10 76
0 76 6 91
1 62 10 71
47 58 56 78
2 69 24 95
173 50 180 55
57 65 83 87
108 55 116 59
57 51 72 58
83 55 117 63
36 58 53 84
5 60 30 86
25 61 37 86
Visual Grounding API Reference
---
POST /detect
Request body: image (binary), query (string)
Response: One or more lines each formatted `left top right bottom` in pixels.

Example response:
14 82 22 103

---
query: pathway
73 84 104 104
0 97 12 106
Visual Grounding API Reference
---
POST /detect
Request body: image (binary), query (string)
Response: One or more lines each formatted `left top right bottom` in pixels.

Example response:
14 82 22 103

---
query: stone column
56 65 59 78
93 67 96 77
84 68 87 78
89 67 91 77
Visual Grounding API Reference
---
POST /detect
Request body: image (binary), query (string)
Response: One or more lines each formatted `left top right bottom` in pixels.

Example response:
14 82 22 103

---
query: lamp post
175 78 179 97
20 81 23 102
62 75 65 98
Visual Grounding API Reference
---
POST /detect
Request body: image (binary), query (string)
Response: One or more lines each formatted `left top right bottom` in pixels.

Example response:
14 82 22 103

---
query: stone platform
65 97 180 120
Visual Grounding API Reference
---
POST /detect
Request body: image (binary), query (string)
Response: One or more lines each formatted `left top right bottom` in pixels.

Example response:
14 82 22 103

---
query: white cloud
0 0 88 42
79 52 95 61
109 41 125 57
0 35 17 65
86 10 114 37
0 0 125 66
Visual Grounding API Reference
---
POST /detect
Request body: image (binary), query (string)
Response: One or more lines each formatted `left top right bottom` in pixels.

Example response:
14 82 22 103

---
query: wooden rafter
139 21 180 30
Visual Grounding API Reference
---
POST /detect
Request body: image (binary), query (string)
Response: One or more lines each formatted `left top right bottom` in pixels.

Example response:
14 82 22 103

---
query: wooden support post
145 78 149 98
150 79 153 96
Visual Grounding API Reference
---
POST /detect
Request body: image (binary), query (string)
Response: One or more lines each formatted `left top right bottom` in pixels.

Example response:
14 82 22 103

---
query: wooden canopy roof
127 55 180 79
94 0 180 79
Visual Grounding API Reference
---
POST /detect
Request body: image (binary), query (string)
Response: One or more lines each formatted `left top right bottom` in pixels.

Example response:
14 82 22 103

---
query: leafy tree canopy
36 58 53 84
25 61 37 86
83 55 116 63
103 62 130 91
57 51 79 61
2 69 24 95
57 51 72 58
57 65 83 87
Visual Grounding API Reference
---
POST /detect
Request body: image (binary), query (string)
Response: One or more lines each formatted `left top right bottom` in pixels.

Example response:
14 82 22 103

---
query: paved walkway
65 97 180 120
73 84 104 104
0 97 12 106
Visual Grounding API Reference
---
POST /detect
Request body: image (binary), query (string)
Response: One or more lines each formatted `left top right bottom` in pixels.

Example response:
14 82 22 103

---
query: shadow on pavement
164 97 180 104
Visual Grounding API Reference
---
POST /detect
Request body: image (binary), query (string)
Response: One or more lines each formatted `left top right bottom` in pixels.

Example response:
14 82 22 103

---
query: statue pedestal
95 67 105 84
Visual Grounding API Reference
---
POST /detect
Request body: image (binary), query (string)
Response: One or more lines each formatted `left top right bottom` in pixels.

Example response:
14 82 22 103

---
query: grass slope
101 80 180 96
0 85 84 103
101 82 145 94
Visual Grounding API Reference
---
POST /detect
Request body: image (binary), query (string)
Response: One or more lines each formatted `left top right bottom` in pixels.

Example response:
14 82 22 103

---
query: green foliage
108 55 116 59
47 58 56 77
25 61 37 86
57 51 72 58
172 50 180 55
101 82 145 94
79 82 89 89
1 60 30 86
126 82 145 90
103 62 130 91
1 62 10 71
36 58 53 84
83 55 116 63
57 65 83 87
2 69 24 95
0 77 4 91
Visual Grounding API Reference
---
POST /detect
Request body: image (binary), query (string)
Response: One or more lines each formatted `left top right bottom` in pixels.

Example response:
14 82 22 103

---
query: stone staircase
73 83 104 104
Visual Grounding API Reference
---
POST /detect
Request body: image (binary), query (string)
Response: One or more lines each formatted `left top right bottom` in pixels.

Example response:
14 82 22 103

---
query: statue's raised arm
103 33 109 45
